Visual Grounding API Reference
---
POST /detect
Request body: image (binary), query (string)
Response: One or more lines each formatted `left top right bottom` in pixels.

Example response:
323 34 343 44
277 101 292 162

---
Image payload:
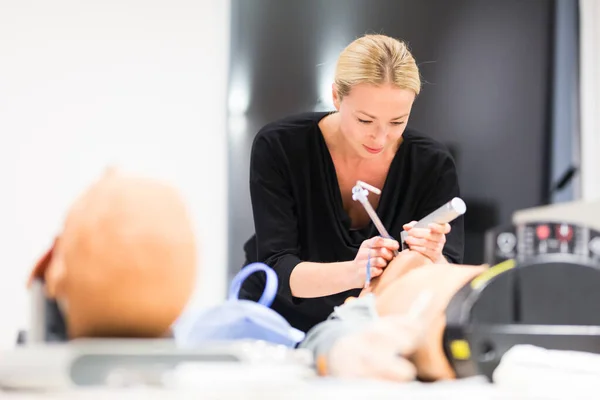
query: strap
228 262 278 307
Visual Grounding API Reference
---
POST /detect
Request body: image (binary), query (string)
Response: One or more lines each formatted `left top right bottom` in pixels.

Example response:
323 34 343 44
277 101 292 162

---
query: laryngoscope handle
400 197 466 243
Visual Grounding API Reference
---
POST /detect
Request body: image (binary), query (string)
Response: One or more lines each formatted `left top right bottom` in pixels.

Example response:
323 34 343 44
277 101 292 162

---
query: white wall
580 0 600 201
0 0 230 348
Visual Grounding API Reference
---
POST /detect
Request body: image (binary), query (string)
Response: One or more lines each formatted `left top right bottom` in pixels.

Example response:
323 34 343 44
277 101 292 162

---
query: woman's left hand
402 221 451 263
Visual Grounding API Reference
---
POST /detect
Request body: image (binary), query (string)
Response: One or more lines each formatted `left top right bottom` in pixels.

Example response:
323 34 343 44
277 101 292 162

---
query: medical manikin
21 168 459 382
300 250 484 381
21 169 600 386
21 168 487 381
23 168 302 348
26 169 197 340
301 243 600 382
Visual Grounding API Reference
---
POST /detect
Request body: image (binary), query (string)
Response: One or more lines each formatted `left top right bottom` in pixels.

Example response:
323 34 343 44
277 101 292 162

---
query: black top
240 111 464 333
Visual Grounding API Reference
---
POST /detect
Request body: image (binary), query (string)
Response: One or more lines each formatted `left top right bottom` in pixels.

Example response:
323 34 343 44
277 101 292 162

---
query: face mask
173 263 305 348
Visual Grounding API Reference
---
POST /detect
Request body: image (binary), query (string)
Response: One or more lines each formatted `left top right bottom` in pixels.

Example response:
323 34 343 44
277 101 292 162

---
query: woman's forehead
343 83 415 115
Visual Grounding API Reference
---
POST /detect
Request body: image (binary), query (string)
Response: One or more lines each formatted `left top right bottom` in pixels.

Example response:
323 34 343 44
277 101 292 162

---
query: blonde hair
334 34 421 99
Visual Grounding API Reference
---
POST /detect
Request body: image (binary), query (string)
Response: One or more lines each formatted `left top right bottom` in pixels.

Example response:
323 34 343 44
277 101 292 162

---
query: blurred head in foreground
28 168 197 339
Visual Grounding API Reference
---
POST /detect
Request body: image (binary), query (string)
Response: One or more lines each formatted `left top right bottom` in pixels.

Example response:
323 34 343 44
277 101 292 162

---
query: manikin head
28 169 197 339
374 256 486 381
332 34 421 158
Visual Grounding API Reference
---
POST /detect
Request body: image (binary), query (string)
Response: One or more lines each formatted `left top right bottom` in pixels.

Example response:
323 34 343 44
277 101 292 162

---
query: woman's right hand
350 236 400 288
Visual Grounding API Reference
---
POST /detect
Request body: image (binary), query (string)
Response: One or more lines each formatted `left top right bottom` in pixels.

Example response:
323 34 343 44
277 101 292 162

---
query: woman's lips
363 145 384 154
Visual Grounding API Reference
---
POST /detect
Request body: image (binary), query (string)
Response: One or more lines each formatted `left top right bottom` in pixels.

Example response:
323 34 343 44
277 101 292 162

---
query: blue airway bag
173 263 305 348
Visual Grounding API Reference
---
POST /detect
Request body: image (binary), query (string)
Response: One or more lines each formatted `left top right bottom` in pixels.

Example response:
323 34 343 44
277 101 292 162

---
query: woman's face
333 83 415 158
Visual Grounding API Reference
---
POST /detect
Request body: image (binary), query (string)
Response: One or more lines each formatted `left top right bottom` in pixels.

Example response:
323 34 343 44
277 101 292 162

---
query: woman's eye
358 119 372 124
391 121 405 126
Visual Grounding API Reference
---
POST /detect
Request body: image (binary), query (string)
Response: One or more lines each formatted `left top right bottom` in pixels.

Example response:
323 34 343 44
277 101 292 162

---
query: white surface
512 198 600 231
0 377 587 400
580 0 600 201
494 345 600 393
0 344 595 400
0 0 230 348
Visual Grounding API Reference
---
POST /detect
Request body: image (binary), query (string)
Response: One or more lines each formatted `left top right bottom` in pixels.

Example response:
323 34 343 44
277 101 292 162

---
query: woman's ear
332 83 341 111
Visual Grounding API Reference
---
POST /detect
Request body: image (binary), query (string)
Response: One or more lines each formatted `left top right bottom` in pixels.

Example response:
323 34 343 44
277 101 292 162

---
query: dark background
227 0 558 278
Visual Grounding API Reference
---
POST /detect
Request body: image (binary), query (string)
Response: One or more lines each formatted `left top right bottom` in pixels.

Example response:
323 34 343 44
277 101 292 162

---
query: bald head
31 170 197 339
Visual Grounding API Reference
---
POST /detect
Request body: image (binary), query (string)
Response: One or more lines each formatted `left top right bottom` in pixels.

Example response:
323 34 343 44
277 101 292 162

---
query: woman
241 34 464 333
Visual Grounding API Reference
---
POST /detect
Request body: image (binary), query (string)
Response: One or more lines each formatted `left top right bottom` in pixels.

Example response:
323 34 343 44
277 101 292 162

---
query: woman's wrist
334 260 358 291
436 253 449 264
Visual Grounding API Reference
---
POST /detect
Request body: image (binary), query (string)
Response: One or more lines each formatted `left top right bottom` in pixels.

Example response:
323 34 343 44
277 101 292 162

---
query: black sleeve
415 154 464 264
248 133 302 303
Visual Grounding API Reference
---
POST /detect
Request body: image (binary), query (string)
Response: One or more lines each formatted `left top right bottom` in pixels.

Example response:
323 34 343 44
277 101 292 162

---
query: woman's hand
350 236 399 288
402 222 451 263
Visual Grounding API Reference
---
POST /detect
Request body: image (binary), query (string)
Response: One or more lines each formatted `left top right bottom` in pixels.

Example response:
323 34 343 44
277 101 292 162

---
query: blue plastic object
173 263 305 348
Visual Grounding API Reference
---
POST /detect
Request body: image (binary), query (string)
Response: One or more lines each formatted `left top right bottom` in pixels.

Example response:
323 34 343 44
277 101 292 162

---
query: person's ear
42 237 69 300
332 83 341 111
26 237 67 300
45 252 67 299
27 238 57 288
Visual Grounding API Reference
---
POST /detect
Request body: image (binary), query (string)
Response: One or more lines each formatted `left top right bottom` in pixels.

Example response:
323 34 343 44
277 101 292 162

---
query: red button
555 224 573 241
536 225 550 240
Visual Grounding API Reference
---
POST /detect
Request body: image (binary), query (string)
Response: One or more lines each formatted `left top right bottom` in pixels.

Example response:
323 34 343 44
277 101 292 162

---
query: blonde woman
241 34 463 333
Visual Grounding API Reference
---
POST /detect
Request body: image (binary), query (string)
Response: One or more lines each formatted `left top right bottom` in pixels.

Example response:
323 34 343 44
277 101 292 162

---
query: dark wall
228 0 555 276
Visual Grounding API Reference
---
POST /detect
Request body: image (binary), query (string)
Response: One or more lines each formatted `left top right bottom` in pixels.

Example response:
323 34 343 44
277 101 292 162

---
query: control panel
485 222 600 266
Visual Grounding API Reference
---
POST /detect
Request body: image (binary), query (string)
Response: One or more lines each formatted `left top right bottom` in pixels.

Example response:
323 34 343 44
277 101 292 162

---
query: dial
589 233 600 262
497 232 517 254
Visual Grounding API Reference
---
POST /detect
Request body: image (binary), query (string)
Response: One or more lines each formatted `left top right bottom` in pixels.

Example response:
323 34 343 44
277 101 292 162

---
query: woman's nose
372 125 388 139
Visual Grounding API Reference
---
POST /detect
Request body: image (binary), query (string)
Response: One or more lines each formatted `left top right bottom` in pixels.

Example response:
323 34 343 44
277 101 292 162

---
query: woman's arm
249 133 368 300
290 235 399 297
248 132 303 302
290 261 356 297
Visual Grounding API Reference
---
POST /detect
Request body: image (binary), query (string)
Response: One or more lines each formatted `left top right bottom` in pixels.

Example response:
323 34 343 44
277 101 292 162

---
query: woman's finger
377 237 400 250
377 247 395 261
372 256 387 268
409 242 446 262
358 248 384 262
402 221 417 231
405 236 444 250
408 237 444 252
428 222 451 235
365 236 400 251
433 232 446 245
408 245 430 258
403 227 431 239
421 230 446 244
404 236 426 248
406 228 447 248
